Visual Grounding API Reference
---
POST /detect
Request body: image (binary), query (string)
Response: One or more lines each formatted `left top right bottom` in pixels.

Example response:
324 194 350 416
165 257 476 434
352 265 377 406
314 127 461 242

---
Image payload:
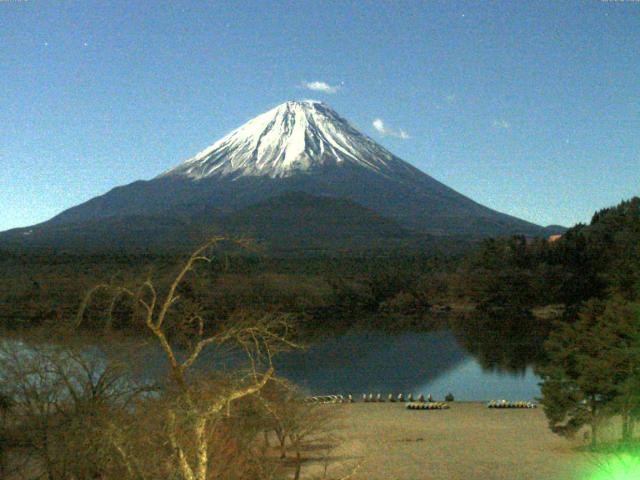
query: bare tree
0 338 150 480
78 237 300 480
257 380 340 480
1 238 339 480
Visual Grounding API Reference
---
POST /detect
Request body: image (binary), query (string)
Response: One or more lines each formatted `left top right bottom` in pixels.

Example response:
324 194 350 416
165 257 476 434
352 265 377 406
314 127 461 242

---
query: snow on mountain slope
160 100 406 180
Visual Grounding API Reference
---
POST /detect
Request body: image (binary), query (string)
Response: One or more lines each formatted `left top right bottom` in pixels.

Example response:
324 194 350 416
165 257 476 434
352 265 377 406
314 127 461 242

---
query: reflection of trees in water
449 309 551 374
274 331 468 394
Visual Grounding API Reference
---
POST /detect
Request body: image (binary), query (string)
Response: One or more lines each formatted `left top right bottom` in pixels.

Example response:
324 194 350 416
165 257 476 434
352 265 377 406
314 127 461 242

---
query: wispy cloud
492 119 511 129
301 81 340 94
372 118 410 139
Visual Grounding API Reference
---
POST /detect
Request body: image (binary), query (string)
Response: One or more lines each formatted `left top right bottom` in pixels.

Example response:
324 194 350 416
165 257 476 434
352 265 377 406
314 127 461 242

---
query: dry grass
313 402 592 480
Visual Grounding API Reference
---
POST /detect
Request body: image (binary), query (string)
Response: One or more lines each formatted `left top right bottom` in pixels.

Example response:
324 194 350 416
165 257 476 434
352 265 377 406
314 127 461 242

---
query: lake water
1 329 542 402
273 331 541 401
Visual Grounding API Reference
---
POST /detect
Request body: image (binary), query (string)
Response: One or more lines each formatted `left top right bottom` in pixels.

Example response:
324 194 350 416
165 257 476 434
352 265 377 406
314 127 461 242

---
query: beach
310 402 592 480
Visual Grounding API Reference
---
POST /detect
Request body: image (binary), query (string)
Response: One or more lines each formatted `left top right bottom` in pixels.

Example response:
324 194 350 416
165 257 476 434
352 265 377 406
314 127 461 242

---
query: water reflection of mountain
273 331 467 394
3 322 544 401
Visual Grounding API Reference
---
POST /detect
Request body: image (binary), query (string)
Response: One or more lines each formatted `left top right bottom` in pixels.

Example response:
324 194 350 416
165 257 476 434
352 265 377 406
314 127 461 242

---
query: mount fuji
1 101 561 253
160 100 417 180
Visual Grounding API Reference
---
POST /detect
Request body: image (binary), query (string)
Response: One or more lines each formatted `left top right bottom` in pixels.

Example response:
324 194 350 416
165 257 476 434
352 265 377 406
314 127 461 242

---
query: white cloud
301 81 340 94
372 118 385 133
372 118 410 139
493 119 511 129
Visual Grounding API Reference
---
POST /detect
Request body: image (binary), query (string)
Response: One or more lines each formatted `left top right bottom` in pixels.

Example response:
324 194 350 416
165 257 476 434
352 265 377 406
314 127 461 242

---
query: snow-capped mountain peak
6 101 553 244
161 100 400 180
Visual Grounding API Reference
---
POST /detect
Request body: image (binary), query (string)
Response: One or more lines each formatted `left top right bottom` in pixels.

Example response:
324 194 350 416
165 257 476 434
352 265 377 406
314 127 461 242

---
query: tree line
464 197 640 448
0 248 465 335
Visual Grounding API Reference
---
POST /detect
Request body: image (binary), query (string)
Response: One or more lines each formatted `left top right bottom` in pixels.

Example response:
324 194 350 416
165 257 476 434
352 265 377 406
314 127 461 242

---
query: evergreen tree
597 298 640 442
538 297 640 447
539 300 612 447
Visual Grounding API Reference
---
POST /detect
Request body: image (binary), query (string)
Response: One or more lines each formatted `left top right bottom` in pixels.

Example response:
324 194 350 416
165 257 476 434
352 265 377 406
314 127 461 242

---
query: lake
273 330 541 401
1 328 542 402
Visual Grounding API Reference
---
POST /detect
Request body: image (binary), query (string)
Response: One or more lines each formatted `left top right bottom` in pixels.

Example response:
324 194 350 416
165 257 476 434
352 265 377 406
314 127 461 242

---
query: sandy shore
312 402 593 480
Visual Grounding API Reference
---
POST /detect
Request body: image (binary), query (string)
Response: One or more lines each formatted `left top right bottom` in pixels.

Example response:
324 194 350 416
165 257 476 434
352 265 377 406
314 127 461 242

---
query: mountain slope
1 100 556 252
0 192 438 254
223 192 414 254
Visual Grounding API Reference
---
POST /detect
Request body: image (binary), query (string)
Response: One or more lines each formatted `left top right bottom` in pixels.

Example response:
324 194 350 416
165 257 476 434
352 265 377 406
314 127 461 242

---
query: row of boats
305 394 437 404
304 395 538 408
487 400 537 409
362 393 439 403
406 402 450 410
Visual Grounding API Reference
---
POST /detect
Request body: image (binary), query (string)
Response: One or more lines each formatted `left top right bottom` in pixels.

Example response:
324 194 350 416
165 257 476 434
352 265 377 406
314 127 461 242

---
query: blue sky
1 0 638 231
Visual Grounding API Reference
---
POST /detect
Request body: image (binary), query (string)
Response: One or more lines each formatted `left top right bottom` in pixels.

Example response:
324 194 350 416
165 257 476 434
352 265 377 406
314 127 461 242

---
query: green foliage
537 297 640 447
466 197 640 312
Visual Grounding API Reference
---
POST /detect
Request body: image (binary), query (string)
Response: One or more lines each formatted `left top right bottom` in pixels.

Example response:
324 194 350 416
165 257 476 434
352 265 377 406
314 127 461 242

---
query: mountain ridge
1 101 564 253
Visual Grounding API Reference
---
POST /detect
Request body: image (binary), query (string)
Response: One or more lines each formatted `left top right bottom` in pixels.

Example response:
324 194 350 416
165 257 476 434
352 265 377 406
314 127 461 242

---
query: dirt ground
309 402 594 480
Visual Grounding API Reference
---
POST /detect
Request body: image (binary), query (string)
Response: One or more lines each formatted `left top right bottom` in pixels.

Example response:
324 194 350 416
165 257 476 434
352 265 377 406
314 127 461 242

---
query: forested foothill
0 247 467 336
0 198 638 343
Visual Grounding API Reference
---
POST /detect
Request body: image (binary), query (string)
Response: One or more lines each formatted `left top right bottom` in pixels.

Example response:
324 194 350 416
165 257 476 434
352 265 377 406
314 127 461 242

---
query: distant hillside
222 192 414 254
0 192 468 255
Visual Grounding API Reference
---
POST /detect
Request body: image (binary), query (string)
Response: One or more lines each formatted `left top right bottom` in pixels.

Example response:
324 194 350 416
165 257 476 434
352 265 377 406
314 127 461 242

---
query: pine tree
538 300 614 447
538 297 640 447
598 298 640 442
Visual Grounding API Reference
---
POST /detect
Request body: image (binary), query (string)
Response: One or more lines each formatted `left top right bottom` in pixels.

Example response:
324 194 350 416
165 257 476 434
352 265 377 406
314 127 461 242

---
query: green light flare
587 453 640 480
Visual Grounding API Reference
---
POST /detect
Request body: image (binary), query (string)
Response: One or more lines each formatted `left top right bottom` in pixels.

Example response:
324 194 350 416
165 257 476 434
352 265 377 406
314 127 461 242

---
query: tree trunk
195 416 209 480
275 427 286 459
622 410 631 443
43 427 56 480
621 408 635 443
590 399 598 449
168 411 196 480
293 447 302 480
279 434 287 459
